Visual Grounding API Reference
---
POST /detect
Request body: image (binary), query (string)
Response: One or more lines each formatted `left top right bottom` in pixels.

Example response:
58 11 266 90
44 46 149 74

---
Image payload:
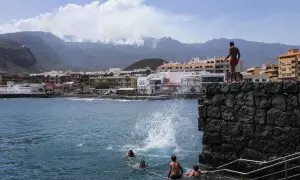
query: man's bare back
168 155 183 179
229 46 240 61
169 162 180 176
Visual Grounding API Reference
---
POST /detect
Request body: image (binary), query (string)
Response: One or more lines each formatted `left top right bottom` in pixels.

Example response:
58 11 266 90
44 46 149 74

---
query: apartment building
278 49 300 80
242 67 269 83
96 76 137 89
156 57 243 73
264 64 279 81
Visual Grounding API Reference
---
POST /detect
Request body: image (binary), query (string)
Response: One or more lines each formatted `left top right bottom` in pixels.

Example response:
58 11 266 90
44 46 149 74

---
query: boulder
255 109 267 125
212 94 224 107
272 95 287 110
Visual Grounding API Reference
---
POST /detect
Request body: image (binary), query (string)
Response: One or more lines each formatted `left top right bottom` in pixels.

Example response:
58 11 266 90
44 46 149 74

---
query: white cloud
0 0 299 45
0 0 198 45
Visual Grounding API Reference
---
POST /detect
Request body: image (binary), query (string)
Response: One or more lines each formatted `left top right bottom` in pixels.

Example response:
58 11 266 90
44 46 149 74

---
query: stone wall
198 82 300 166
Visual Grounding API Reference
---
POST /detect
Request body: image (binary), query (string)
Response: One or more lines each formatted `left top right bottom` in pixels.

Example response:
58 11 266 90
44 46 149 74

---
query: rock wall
198 82 300 166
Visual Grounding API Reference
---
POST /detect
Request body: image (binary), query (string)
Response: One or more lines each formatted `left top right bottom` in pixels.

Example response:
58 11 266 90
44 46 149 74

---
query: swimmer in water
139 160 147 169
124 150 135 158
185 165 207 178
168 155 183 179
134 160 147 169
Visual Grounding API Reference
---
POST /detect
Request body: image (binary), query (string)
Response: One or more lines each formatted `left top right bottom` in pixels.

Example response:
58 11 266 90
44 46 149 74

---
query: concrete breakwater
198 82 300 166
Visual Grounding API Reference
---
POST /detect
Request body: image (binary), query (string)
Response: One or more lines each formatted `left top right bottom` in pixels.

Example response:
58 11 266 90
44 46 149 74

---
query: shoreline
58 93 200 100
0 93 200 100
0 93 199 100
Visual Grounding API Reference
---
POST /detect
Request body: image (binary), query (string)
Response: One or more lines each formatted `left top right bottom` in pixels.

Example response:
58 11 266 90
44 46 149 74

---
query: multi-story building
242 66 269 83
264 64 279 81
96 76 137 89
278 49 300 80
179 72 226 94
157 57 243 73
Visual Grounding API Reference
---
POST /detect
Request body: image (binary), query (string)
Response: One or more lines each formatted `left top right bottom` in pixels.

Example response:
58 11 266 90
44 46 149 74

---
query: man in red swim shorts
224 41 240 82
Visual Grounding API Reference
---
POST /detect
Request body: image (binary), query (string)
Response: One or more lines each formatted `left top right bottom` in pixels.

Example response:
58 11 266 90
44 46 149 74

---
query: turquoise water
0 98 203 180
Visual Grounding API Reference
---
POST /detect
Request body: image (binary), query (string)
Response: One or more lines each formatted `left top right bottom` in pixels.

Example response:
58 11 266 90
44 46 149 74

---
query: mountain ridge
0 31 299 73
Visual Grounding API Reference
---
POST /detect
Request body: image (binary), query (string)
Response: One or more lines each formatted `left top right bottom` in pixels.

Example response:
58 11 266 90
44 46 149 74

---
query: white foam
131 99 186 152
106 145 113 150
77 143 84 147
66 98 95 102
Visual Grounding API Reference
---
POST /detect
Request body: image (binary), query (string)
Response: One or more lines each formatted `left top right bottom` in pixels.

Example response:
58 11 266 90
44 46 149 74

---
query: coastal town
0 48 298 99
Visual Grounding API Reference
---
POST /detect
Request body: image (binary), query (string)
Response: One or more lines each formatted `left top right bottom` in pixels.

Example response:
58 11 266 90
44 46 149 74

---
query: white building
137 71 194 95
242 73 269 82
178 72 226 94
108 68 122 74
137 76 149 94
0 81 44 94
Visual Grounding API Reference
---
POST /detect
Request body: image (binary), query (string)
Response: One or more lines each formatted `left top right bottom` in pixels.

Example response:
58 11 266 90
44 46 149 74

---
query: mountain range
0 31 299 73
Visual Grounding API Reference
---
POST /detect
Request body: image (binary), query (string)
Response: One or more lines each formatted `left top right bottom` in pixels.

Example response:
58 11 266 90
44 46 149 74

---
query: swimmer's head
193 165 199 171
171 155 177 162
229 41 234 47
140 160 146 167
128 150 134 157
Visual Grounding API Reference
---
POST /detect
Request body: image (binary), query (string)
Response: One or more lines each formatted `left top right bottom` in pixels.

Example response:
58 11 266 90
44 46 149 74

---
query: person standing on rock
224 41 241 83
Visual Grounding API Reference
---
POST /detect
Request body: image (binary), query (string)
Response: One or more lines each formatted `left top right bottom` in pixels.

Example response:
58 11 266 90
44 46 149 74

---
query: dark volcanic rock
221 106 235 122
199 82 300 167
212 94 224 107
225 94 235 108
241 82 255 92
241 148 262 161
230 83 241 93
237 106 255 123
272 95 287 110
254 83 266 96
265 82 282 94
207 107 221 118
283 81 299 93
255 109 267 125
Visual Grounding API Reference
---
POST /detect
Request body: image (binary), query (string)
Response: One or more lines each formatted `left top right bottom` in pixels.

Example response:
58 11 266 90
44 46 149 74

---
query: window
201 77 224 82
262 79 266 82
255 79 259 82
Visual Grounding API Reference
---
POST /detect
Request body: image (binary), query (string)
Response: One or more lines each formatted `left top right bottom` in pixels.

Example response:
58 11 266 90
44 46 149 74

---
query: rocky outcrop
198 82 300 166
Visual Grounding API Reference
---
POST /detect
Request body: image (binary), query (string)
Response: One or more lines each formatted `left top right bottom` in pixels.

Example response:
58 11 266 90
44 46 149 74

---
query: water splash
133 100 186 152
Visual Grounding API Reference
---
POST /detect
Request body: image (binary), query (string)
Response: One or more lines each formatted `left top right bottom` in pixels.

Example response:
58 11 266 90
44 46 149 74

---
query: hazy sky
0 0 299 45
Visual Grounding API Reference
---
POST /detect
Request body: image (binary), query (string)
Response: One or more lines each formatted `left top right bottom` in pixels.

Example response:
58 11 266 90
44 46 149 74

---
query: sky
0 0 299 45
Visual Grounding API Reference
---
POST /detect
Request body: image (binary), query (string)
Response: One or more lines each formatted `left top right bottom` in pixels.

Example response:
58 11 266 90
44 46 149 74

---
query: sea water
0 98 203 180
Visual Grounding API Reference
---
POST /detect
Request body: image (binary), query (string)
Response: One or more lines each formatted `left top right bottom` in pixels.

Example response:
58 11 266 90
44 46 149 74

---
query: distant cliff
0 39 41 74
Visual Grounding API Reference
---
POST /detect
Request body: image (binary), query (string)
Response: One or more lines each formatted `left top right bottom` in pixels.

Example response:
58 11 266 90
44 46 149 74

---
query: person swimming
168 155 183 179
185 165 207 178
125 150 135 158
139 160 147 169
